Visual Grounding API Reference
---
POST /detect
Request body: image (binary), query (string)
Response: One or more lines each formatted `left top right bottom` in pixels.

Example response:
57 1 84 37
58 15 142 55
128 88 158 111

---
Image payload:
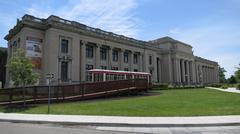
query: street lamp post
46 73 54 114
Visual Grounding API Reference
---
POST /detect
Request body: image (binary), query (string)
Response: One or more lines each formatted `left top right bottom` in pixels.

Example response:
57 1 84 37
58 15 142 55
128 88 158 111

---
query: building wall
4 15 219 87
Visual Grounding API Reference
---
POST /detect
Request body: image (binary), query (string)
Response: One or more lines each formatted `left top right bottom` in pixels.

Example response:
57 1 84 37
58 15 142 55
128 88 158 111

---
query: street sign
46 73 54 85
46 73 54 114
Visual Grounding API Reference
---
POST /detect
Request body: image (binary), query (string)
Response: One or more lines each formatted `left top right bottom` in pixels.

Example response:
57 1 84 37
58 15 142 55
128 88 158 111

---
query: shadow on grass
1 105 38 113
0 91 161 113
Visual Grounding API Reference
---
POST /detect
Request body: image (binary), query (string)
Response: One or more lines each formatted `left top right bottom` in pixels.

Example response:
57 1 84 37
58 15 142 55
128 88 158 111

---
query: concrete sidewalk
0 113 240 127
207 87 240 93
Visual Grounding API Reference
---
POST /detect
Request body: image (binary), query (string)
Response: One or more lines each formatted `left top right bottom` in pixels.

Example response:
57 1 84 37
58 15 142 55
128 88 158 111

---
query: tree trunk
23 83 26 107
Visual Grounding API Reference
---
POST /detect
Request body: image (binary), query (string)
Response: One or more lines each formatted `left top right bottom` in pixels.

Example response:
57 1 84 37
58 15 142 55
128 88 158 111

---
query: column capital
80 40 87 45
96 43 101 47
112 47 121 51
133 51 141 55
124 49 132 53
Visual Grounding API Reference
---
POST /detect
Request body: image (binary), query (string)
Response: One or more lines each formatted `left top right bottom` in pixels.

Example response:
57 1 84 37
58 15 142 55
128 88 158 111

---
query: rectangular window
124 52 129 63
112 67 118 70
100 47 107 60
61 62 68 81
61 39 68 53
112 50 118 62
86 45 94 58
86 64 94 70
86 64 94 81
100 66 107 69
149 55 152 65
124 68 129 71
133 53 138 64
150 70 153 75
134 69 138 72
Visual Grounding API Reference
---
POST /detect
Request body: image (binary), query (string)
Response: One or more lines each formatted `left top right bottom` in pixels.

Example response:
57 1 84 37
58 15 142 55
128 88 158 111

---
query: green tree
227 75 237 84
7 49 39 106
235 64 240 83
219 67 227 83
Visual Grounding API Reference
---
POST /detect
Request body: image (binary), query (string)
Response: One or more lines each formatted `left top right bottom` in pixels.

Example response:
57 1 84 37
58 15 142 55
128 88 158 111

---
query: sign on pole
46 73 54 114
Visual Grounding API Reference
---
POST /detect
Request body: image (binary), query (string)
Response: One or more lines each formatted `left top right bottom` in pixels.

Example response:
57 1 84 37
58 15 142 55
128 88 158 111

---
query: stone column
143 52 148 72
181 59 185 84
108 47 112 70
174 58 178 84
213 68 215 83
80 41 86 81
192 61 196 84
153 56 158 82
95 44 100 69
177 59 181 83
158 59 162 83
168 54 173 84
211 68 213 83
175 59 179 83
119 49 124 70
186 60 190 85
203 66 206 84
195 63 200 83
202 66 204 84
207 67 210 84
189 61 192 84
210 67 212 83
208 67 211 83
130 52 134 71
139 53 143 71
205 67 207 84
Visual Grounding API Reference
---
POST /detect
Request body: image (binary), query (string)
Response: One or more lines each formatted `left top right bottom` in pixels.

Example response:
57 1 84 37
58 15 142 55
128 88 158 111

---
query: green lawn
1 88 240 116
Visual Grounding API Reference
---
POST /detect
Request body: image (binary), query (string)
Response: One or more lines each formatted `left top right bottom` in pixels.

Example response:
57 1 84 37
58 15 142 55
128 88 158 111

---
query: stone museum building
4 14 219 86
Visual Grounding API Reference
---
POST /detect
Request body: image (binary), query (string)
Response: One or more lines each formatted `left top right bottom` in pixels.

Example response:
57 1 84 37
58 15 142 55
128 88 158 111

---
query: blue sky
0 0 239 78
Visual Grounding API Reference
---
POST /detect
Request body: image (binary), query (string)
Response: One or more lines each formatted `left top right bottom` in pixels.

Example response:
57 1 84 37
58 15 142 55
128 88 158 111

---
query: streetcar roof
88 69 151 75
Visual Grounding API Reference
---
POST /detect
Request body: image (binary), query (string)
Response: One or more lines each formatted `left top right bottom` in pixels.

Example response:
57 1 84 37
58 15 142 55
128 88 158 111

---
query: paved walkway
207 87 240 93
0 113 240 126
96 126 240 134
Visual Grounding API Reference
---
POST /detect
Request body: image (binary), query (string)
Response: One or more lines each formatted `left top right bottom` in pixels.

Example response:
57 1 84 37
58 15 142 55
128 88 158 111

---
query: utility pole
46 73 54 114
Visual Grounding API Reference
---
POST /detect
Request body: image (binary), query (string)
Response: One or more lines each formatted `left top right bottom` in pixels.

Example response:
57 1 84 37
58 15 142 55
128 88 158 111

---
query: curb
1 119 240 127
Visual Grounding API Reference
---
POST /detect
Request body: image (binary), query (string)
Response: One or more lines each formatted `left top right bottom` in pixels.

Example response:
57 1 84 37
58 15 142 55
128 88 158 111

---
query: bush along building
0 47 7 88
4 14 219 87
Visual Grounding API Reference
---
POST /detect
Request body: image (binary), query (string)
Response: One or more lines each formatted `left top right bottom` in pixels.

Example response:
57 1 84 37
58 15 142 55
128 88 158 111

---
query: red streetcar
87 69 151 83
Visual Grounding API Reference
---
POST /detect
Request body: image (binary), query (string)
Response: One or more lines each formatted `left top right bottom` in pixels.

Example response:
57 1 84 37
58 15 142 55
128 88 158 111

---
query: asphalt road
1 121 240 134
0 122 133 134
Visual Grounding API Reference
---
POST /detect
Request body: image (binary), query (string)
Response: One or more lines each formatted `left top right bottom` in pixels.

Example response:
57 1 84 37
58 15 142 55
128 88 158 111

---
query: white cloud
26 0 140 37
169 23 240 78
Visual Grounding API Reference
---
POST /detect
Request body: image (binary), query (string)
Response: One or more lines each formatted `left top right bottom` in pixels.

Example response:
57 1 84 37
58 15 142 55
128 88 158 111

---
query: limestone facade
4 15 219 86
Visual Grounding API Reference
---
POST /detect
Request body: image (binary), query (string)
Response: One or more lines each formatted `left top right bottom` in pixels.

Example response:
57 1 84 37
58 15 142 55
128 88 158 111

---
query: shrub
210 84 222 88
153 84 169 90
236 84 240 90
221 85 228 89
168 85 174 89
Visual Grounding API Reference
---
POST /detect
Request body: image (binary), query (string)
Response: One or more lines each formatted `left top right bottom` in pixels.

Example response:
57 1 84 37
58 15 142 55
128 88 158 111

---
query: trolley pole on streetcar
46 73 54 114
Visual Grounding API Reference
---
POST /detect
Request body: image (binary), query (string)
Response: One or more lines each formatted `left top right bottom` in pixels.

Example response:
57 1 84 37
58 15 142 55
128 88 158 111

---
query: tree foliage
219 67 227 83
235 64 240 83
7 49 39 87
227 75 237 84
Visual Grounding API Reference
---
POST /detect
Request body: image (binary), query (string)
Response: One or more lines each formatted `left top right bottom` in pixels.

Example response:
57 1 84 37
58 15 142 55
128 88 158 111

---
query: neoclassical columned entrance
174 58 195 85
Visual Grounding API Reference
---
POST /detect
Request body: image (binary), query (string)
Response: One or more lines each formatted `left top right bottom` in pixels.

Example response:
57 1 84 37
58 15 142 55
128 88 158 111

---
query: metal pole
46 73 54 114
48 80 51 114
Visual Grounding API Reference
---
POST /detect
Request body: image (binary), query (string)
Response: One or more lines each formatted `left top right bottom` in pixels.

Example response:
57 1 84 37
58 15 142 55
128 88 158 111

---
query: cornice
5 14 163 53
